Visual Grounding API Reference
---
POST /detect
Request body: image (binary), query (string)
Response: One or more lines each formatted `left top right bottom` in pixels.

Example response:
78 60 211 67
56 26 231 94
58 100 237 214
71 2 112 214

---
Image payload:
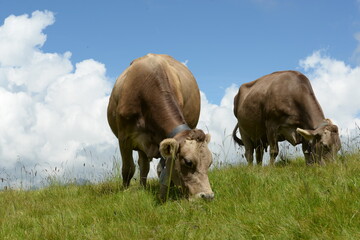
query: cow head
296 119 341 164
159 129 214 201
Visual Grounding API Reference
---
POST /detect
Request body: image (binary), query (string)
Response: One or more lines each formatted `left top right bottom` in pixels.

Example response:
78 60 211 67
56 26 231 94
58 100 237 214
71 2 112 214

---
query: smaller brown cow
233 71 341 165
107 54 214 200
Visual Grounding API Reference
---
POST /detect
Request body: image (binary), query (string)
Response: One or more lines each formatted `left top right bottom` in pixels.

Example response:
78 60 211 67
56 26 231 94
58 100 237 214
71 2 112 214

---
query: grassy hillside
0 154 359 240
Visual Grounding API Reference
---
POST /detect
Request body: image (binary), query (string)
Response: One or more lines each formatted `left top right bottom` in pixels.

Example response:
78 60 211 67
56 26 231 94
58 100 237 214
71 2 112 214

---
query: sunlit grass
0 151 359 239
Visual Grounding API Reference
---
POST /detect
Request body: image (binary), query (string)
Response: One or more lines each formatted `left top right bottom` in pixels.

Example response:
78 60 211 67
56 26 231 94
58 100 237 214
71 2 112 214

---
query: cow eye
183 158 193 168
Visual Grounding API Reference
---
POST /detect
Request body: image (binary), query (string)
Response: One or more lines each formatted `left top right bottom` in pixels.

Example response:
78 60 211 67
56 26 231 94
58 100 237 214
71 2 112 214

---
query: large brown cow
107 54 214 200
232 71 341 165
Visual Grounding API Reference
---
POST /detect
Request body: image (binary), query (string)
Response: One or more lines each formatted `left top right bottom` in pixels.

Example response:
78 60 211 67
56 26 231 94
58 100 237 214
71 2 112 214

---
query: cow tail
232 124 244 146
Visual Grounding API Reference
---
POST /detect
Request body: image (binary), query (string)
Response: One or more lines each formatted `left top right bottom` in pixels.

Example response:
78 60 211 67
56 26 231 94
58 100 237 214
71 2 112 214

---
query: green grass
0 154 360 239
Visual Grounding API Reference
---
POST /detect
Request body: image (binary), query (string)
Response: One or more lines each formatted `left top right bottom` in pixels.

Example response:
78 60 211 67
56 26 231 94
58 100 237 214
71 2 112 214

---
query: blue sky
1 0 360 187
2 0 360 104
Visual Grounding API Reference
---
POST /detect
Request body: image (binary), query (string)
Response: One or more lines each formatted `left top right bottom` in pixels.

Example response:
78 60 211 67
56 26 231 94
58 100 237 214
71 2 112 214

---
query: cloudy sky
1 0 360 188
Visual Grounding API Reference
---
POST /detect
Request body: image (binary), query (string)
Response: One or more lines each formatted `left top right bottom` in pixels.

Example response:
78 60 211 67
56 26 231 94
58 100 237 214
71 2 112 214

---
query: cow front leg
269 141 279 166
302 141 314 165
138 151 150 187
268 142 279 165
119 141 135 188
255 145 264 166
159 184 168 202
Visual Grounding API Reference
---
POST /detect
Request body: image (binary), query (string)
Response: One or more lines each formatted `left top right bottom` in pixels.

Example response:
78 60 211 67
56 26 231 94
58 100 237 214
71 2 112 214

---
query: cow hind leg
266 127 279 165
244 145 254 165
138 151 150 187
242 135 254 165
119 141 135 188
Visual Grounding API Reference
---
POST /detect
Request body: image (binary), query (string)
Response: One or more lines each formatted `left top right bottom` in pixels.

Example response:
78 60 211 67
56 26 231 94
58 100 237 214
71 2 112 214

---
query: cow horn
296 128 315 141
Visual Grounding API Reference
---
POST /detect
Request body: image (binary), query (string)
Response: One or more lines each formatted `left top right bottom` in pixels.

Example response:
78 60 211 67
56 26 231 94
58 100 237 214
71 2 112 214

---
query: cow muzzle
191 191 215 201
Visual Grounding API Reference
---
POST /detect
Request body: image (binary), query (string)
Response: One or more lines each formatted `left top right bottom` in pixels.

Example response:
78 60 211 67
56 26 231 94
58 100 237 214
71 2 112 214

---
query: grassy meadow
0 153 359 239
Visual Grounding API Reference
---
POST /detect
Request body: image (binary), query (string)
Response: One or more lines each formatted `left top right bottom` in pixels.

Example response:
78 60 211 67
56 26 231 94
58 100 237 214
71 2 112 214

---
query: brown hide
107 54 213 200
233 71 341 165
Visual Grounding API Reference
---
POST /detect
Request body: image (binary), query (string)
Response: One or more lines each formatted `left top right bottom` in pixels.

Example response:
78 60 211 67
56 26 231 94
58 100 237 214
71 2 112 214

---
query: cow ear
296 128 315 141
159 138 179 158
205 134 211 144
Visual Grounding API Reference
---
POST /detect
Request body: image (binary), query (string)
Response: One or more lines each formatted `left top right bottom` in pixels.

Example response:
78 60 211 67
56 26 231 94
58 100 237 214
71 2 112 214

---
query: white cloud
197 85 243 165
0 11 54 67
300 50 360 130
0 11 116 188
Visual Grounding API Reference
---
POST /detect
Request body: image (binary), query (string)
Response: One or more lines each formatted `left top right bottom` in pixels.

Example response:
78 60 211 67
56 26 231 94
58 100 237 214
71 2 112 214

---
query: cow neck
304 114 324 130
309 115 326 130
143 77 188 139
302 95 325 130
315 120 329 130
149 104 188 139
